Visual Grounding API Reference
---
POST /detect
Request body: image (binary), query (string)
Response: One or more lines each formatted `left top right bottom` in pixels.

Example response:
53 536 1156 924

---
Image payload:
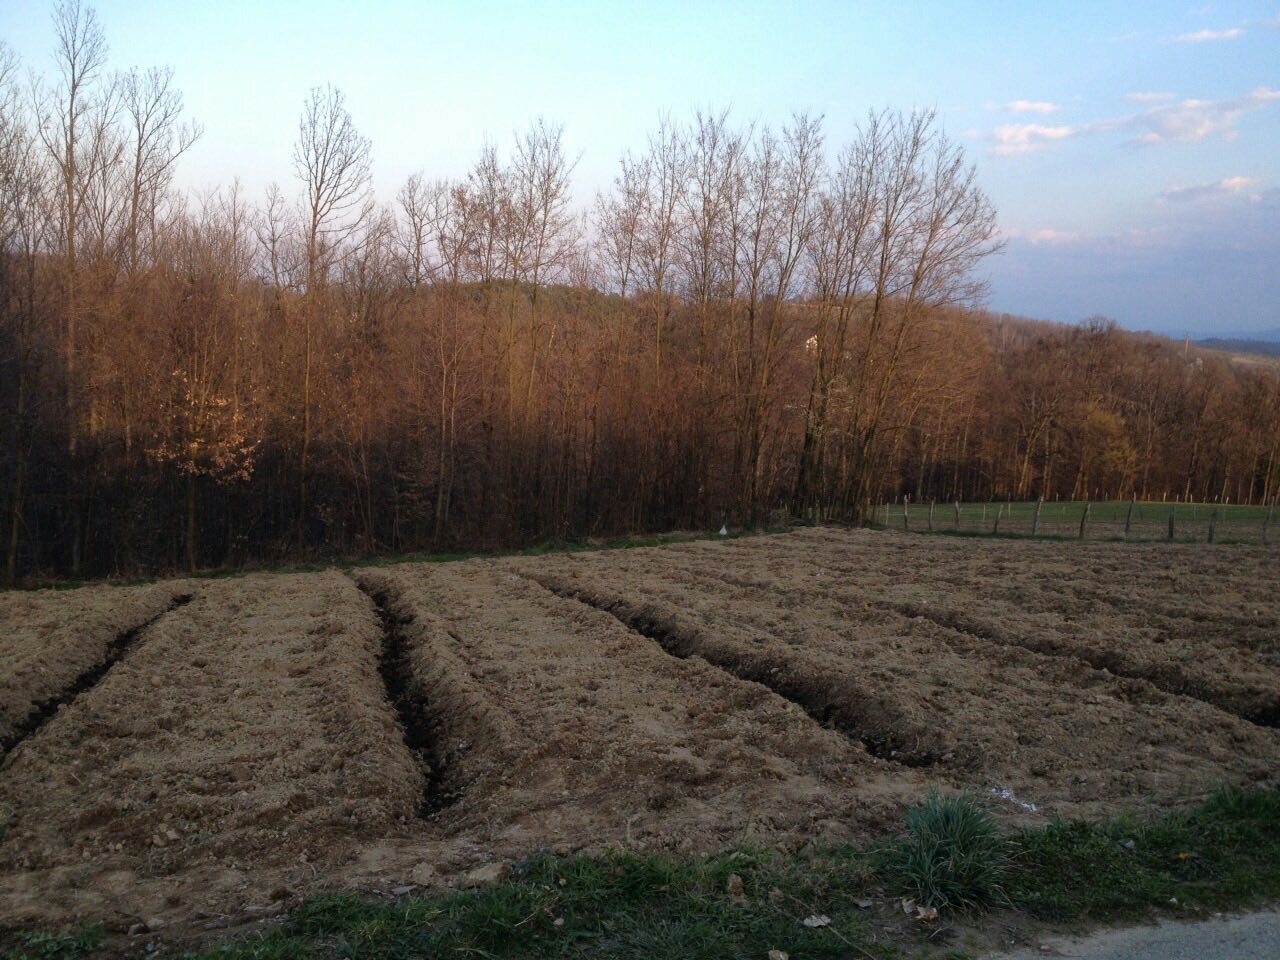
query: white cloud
1002 227 1083 245
989 123 1075 156
984 86 1280 157
1005 100 1059 115
1160 176 1263 203
1126 92 1175 104
1104 87 1280 145
1174 27 1245 43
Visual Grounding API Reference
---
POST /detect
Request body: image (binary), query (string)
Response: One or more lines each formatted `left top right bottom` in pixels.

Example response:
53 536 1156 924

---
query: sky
2 0 1278 337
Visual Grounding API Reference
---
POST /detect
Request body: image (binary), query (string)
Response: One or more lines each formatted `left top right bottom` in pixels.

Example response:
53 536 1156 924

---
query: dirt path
989 909 1280 959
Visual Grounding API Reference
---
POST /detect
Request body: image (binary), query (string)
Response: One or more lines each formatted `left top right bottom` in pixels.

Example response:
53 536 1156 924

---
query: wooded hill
1 3 1277 581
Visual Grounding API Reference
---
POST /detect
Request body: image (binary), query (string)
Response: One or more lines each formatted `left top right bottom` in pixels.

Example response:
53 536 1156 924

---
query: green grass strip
5 785 1277 960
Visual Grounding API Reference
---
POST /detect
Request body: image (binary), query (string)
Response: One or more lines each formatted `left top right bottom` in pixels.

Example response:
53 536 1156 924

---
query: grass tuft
888 791 1009 911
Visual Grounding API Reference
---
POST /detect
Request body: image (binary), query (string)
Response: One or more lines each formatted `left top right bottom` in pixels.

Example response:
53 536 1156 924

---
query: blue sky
3 1 1278 335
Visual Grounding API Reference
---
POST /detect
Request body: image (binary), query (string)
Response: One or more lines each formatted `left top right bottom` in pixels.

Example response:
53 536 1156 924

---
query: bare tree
466 142 506 284
635 115 685 374
255 182 297 289
36 0 108 464
803 109 1001 517
507 119 578 411
292 84 372 544
1 43 57 584
119 65 200 273
396 172 443 290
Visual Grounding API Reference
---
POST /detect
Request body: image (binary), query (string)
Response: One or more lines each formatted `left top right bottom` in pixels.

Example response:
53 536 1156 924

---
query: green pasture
873 499 1277 543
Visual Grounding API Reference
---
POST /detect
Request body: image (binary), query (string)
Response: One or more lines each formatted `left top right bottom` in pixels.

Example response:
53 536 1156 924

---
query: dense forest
1 3 1278 582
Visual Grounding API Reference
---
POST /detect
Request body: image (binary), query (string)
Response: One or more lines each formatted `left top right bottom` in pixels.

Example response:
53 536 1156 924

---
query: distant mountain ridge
1185 326 1280 341
1193 336 1280 358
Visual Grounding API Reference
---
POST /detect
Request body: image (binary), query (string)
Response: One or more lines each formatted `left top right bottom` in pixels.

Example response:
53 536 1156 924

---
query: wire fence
872 498 1280 545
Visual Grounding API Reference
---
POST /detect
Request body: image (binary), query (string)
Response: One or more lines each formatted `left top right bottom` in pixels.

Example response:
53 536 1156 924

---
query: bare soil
0 580 196 752
517 533 1279 817
0 571 421 932
0 529 1276 940
768 529 1279 724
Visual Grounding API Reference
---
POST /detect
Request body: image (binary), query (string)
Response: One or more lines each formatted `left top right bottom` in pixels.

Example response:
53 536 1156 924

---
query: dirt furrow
362 562 922 849
353 577 467 815
530 572 942 767
0 580 200 747
889 601 1279 728
0 592 194 763
517 544 1280 814
641 532 1280 730
0 570 424 929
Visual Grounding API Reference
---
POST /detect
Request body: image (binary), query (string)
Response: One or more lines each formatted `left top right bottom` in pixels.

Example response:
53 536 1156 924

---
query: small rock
149 675 164 688
463 862 511 888
127 923 148 937
855 897 873 909
768 951 790 960
164 828 180 842
553 917 565 928
801 914 831 928
392 885 413 896
410 862 436 885
1121 839 1137 851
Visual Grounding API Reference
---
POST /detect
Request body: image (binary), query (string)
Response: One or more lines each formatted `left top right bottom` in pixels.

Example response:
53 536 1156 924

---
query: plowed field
1 529 1276 936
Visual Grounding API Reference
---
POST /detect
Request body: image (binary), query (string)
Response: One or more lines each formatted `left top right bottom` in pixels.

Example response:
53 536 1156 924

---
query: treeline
1 4 1277 582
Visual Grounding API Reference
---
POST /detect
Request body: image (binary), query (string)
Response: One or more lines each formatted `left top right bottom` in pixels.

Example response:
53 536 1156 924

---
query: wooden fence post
1032 497 1043 536
1078 501 1091 539
903 496 910 531
928 500 936 532
1124 493 1136 538
1167 507 1176 542
954 499 961 530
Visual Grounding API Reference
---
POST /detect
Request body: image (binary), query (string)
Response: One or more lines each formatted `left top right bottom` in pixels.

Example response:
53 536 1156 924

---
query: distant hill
1194 338 1280 358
